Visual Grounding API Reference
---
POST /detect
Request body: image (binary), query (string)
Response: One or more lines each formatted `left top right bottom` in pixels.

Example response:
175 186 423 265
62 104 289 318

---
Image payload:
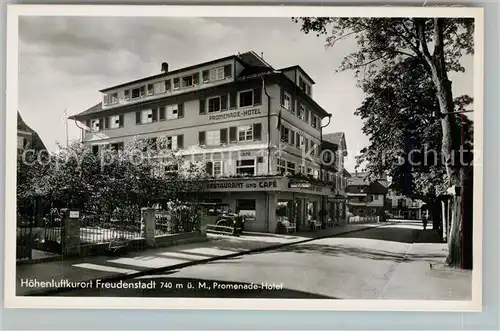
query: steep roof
69 102 102 119
17 112 47 151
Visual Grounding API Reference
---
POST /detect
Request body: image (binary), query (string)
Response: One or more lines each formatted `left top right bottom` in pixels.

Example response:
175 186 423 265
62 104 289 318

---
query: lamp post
319 113 333 228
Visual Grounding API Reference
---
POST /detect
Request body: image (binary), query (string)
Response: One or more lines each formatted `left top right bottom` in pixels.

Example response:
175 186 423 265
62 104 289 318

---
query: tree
293 17 474 268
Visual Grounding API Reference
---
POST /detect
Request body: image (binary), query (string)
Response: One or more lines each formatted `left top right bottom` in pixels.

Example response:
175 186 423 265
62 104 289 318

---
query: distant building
385 189 425 220
346 172 388 222
17 112 46 153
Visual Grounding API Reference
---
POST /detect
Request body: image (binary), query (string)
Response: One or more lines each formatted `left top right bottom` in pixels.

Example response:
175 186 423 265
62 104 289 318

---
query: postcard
4 5 483 311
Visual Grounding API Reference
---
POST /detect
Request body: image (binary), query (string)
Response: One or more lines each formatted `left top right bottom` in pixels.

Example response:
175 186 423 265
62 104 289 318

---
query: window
209 67 225 81
166 105 178 120
147 84 154 96
208 97 221 113
311 115 318 129
166 136 178 150
165 80 172 92
110 93 118 104
142 109 153 124
295 132 301 149
91 119 100 132
109 115 120 129
283 92 291 110
91 145 99 155
310 141 317 156
153 82 165 94
238 125 253 141
206 130 221 146
276 158 286 174
17 137 25 150
299 135 306 150
173 78 180 90
236 159 255 175
124 90 130 100
298 105 305 120
286 161 295 174
239 90 254 108
182 75 193 87
139 86 146 97
280 126 289 143
110 142 124 151
206 161 222 177
132 88 140 99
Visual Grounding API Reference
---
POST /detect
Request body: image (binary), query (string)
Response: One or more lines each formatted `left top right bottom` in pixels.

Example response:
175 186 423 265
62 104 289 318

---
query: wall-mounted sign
69 211 80 218
208 108 262 121
206 178 282 191
289 181 331 195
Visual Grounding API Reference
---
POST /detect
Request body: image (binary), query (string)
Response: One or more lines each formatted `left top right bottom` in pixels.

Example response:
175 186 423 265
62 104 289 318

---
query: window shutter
253 88 262 105
152 108 158 122
199 99 206 114
291 95 295 112
220 128 228 144
99 117 105 131
229 127 237 142
136 111 141 124
165 79 171 91
119 115 124 127
296 132 300 148
193 73 199 85
253 123 262 141
280 89 285 107
104 117 109 130
206 162 213 175
178 103 184 118
199 131 206 145
159 107 165 120
86 119 91 128
177 134 184 149
221 95 228 111
224 64 232 78
229 92 237 109
305 108 309 123
290 129 295 145
202 70 209 82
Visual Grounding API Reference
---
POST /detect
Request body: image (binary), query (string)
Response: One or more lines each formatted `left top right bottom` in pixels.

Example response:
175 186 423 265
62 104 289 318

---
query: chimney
161 62 169 73
261 52 264 59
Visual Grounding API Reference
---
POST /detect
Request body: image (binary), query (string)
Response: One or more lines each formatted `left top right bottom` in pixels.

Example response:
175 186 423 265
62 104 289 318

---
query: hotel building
70 51 350 233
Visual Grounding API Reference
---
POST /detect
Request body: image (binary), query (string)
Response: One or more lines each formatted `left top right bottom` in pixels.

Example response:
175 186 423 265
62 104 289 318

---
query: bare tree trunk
417 18 469 268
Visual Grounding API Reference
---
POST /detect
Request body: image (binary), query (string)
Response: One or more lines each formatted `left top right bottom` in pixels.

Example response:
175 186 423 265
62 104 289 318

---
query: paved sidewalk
379 228 472 300
17 222 384 296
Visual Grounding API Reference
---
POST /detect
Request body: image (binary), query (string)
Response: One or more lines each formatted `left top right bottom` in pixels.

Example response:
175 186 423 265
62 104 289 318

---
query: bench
206 224 240 236
280 220 296 234
107 238 130 255
309 220 322 231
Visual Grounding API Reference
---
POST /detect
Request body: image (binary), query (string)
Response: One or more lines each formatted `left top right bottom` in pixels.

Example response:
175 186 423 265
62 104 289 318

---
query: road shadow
53 277 338 299
272 242 446 263
333 225 420 244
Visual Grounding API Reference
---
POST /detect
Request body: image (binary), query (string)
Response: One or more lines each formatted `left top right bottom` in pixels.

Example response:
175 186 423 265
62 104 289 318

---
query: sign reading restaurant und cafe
208 108 262 121
205 178 285 192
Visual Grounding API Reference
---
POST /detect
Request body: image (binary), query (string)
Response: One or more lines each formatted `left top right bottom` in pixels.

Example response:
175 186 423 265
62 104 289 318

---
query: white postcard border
4 4 484 311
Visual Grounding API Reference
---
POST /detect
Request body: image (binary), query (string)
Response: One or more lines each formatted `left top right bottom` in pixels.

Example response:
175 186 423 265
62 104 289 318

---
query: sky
18 16 474 172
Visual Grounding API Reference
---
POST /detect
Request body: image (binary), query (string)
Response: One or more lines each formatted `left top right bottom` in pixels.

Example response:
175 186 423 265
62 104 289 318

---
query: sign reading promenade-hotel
208 108 262 121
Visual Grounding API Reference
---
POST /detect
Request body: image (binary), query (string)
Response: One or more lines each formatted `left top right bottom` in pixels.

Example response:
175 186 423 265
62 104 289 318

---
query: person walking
422 213 428 231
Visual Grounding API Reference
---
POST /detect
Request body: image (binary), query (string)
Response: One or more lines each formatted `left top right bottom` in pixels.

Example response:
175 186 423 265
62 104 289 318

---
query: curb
23 222 390 296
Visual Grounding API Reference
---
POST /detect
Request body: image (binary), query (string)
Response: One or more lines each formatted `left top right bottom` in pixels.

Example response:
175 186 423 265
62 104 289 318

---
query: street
52 221 472 300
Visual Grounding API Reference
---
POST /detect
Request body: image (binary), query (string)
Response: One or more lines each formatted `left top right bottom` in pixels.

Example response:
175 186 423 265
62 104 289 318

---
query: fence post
141 207 156 247
61 209 81 257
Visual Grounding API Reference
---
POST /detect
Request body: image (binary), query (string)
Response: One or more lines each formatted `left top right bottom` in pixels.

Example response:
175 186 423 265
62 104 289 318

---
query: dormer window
173 78 180 90
182 75 193 88
132 87 140 99
147 84 154 95
210 67 225 81
91 119 100 132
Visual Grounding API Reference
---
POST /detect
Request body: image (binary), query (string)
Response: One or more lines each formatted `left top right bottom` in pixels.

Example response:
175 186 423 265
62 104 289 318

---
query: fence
79 208 142 246
155 206 200 236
